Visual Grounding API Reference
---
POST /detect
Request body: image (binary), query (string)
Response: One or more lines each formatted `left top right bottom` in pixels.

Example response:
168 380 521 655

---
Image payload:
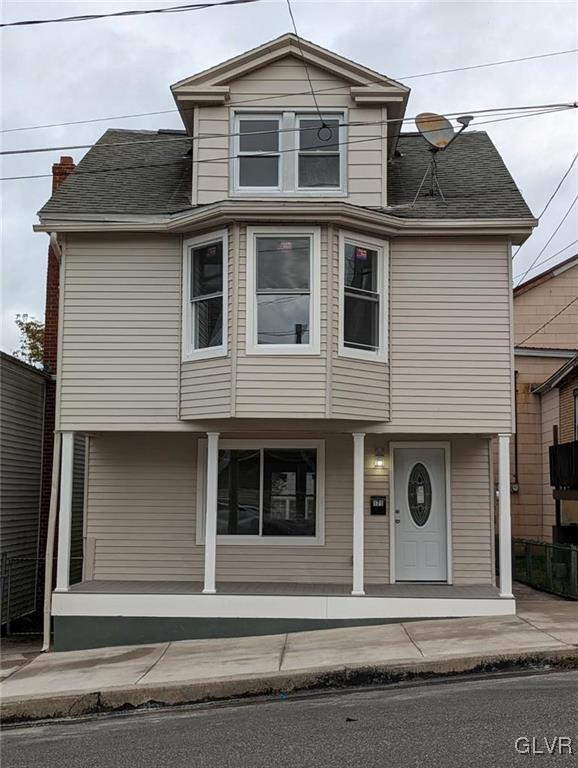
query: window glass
239 119 279 153
299 119 340 151
255 236 311 346
217 450 260 535
263 449 316 537
190 238 224 351
298 119 340 188
344 243 377 292
256 237 310 291
216 448 317 538
298 155 340 188
191 241 222 298
194 297 223 349
343 241 381 353
239 156 279 187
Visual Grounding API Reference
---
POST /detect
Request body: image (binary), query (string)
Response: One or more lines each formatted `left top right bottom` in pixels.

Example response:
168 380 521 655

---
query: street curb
2 646 577 724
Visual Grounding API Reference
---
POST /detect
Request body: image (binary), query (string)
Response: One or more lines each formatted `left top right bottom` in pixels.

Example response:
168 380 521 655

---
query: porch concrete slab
280 623 421 672
402 615 572 658
0 643 168 698
517 603 578 646
139 634 286 684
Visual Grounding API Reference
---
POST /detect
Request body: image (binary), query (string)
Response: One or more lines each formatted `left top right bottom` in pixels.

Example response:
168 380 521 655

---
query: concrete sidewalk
1 597 576 723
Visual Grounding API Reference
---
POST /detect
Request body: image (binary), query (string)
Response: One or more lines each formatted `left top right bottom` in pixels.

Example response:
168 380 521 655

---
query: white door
394 447 448 582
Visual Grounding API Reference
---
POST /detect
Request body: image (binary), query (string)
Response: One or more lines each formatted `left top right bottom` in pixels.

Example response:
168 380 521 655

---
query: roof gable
514 254 578 296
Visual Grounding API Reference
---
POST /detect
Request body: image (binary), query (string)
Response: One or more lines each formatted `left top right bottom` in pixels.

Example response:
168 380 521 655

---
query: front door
393 446 448 582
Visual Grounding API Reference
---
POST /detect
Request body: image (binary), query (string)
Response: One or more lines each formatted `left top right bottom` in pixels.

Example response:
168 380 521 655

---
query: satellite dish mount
412 112 474 202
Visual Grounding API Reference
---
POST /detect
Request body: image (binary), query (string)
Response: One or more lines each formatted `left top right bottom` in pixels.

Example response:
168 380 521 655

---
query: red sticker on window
355 248 368 259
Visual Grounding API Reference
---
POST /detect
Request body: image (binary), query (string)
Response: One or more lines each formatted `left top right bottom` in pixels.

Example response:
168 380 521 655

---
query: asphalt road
3 671 577 767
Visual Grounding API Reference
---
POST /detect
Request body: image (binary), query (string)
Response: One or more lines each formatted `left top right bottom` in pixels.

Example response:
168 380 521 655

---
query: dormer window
232 112 346 195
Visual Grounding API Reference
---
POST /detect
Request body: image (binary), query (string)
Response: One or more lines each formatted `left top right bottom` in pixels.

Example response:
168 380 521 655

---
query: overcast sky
1 0 576 354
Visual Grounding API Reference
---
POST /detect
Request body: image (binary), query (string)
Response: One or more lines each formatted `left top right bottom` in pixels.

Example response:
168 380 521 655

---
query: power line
536 152 578 220
0 105 571 182
285 0 325 129
513 239 578 281
0 0 262 29
1 102 573 157
514 193 578 286
517 297 578 345
1 46 576 133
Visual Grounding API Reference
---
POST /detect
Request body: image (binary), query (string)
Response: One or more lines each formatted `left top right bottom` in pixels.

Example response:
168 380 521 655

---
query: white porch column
203 432 220 594
498 433 513 598
352 432 365 596
55 432 74 592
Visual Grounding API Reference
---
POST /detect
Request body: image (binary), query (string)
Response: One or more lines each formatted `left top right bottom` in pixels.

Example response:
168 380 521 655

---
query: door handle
395 519 400 524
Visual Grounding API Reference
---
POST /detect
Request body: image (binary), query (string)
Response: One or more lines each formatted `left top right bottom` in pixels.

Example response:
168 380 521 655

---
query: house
511 255 578 542
0 353 48 628
35 35 537 651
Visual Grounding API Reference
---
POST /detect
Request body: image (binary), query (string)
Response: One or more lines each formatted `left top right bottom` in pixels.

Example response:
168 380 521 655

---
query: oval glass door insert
407 463 432 527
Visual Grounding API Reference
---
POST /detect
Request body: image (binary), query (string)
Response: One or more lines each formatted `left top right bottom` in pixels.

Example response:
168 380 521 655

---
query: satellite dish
415 112 455 150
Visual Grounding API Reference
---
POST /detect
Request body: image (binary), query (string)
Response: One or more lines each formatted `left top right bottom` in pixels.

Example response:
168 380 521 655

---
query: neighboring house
0 353 48 626
511 255 578 542
35 35 537 651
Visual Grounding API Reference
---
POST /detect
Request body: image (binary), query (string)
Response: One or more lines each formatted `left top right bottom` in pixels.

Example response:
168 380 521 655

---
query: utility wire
513 240 578 281
536 152 578 220
0 0 262 28
517 297 578 345
285 0 326 130
1 46 576 133
0 106 571 182
1 103 573 157
515 193 578 286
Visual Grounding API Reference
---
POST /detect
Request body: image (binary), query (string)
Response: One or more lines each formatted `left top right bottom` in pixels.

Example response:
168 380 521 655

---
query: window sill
245 344 321 357
337 345 388 364
208 535 325 546
230 190 348 199
182 347 228 363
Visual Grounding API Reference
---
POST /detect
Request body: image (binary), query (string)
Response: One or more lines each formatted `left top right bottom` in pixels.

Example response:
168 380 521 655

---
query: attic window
233 111 345 195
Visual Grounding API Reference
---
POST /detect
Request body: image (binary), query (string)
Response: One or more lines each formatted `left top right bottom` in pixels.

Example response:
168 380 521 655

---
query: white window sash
246 225 321 356
231 109 347 196
338 230 389 363
195 439 326 546
182 229 228 362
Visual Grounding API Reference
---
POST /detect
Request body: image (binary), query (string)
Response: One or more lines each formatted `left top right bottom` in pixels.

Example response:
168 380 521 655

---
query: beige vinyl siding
195 56 385 207
389 237 513 433
0 354 46 620
540 388 559 540
451 437 494 585
234 223 328 418
86 434 200 581
510 355 570 540
559 372 578 442
84 432 492 586
514 262 578 348
329 227 389 420
59 233 182 430
180 227 234 418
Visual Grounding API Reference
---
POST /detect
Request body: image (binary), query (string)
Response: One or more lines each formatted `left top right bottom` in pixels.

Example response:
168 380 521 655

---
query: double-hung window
339 232 388 361
197 440 325 544
233 112 345 194
247 226 320 355
182 230 227 360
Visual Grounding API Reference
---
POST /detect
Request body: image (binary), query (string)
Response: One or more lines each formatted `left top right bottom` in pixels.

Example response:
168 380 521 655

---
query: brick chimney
37 155 76 614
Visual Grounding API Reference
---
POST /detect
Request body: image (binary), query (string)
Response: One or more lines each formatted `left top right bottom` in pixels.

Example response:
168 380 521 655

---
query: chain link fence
513 539 578 599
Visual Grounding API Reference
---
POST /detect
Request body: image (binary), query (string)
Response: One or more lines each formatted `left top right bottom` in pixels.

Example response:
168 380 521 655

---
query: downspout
42 432 62 652
49 233 61 263
513 370 519 488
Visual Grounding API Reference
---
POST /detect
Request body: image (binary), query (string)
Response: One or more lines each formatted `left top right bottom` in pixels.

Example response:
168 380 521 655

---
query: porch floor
69 580 500 599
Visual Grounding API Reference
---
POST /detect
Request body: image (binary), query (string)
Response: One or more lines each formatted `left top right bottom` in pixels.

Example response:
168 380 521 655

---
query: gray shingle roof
387 132 533 219
39 128 533 220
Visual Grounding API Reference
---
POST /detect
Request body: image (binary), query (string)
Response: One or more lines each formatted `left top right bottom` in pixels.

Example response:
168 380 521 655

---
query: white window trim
230 108 348 197
196 439 326 546
182 229 228 362
338 230 389 363
246 225 321 356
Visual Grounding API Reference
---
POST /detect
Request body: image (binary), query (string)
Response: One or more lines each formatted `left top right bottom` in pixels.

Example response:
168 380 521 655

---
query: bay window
182 230 227 361
247 226 320 355
197 440 325 544
233 111 345 194
339 232 388 361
